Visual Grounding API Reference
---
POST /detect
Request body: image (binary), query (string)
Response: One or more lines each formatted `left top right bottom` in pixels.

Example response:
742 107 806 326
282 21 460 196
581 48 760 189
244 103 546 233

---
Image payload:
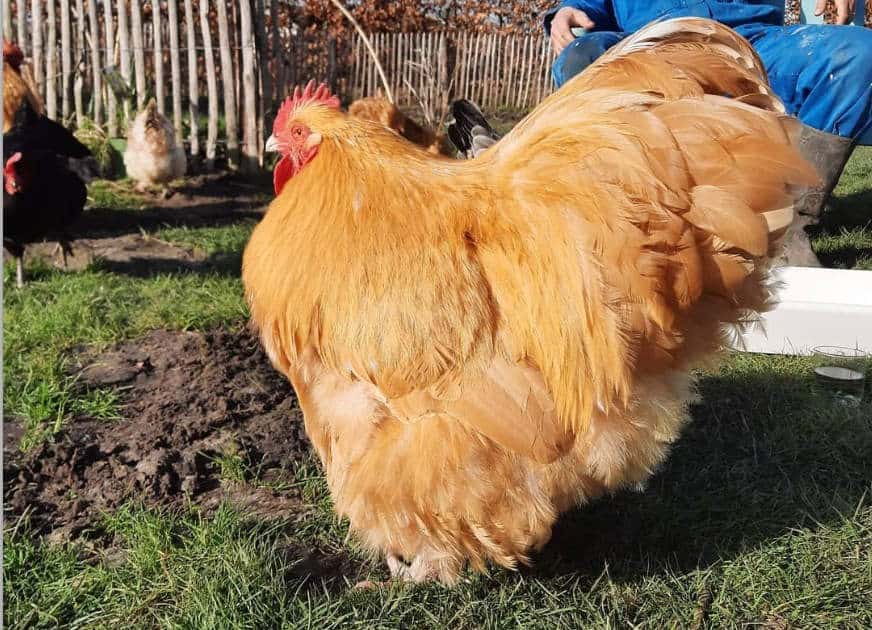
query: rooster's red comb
273 80 340 132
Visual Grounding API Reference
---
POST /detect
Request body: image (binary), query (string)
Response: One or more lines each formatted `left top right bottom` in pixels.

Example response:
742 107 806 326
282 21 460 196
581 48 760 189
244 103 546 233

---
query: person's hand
815 0 856 24
550 7 595 55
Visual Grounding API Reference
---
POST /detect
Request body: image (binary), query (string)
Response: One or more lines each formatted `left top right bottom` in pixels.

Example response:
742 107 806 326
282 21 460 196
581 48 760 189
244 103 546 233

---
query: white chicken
123 99 186 190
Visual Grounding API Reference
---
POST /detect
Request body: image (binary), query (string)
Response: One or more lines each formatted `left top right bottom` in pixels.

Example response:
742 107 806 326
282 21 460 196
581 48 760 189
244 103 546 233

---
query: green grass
813 146 872 270
156 221 257 257
87 179 148 211
4 148 872 628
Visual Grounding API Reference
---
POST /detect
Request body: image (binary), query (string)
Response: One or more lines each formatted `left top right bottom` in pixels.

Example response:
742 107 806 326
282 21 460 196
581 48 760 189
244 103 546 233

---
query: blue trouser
552 24 872 144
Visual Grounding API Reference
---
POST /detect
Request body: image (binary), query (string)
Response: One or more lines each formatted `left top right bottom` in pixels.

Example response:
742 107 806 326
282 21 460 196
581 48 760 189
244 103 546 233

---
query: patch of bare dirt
22 233 206 276
3 328 311 541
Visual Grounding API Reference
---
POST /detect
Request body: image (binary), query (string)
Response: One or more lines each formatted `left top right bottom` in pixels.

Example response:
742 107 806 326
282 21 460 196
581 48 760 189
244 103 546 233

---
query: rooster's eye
291 126 305 138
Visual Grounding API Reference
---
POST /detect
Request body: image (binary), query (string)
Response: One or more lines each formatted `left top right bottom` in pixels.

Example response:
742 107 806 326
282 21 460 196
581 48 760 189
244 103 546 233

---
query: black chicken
3 101 91 287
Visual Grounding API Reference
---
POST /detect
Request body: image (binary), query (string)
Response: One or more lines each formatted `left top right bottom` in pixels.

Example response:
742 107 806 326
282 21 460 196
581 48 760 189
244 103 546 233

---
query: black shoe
447 100 501 159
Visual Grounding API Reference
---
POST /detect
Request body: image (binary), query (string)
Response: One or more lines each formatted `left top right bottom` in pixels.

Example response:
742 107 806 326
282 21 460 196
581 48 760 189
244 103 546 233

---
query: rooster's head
3 40 24 71
266 80 341 195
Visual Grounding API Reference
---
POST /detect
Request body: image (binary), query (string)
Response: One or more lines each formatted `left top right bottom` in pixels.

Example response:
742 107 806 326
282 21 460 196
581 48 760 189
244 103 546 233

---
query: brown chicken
3 40 45 133
348 96 452 155
244 18 817 585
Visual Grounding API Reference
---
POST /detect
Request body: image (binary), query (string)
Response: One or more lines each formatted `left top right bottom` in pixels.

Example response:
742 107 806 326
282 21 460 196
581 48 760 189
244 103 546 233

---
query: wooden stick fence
5 0 557 170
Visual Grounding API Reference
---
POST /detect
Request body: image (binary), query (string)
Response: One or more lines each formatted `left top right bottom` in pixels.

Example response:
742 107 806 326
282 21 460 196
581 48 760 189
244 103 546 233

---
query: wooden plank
537 34 548 103
60 0 73 120
74 0 85 125
2 0 12 41
215 0 238 167
183 0 198 155
239 0 258 171
351 33 360 99
130 0 146 109
153 0 164 112
199 0 218 167
231 0 241 127
492 34 500 109
521 35 538 108
103 0 117 135
500 35 511 109
116 0 131 123
254 0 270 134
270 0 283 97
31 0 42 94
46 0 57 119
16 0 26 54
87 0 102 123
167 0 182 139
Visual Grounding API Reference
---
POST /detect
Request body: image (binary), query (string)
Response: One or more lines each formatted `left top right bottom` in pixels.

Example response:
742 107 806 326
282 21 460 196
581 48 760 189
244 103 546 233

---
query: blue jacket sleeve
543 0 618 35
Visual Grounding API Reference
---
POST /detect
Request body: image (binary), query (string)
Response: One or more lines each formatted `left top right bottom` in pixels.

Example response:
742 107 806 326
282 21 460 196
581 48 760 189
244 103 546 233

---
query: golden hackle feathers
3 60 45 133
243 17 818 582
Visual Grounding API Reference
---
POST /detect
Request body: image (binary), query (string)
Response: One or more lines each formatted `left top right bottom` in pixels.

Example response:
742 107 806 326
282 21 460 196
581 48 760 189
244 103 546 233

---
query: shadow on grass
527 367 871 581
88 251 244 279
75 202 263 240
76 172 270 240
812 189 872 268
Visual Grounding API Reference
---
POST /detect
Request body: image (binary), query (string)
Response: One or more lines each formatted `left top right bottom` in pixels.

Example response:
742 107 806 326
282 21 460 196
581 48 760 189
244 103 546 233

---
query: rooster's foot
387 552 457 584
53 240 75 268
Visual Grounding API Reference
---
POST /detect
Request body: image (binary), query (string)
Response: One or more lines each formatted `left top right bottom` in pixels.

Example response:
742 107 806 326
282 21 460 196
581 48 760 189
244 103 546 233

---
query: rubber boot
777 125 855 267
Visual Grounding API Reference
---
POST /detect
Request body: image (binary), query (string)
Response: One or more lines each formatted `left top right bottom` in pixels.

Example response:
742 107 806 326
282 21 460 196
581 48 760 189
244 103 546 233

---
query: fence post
199 0 218 168
167 0 182 139
215 0 238 167
239 0 258 172
117 0 131 124
153 0 165 113
87 0 102 124
31 0 42 94
254 0 270 154
60 0 72 121
46 0 57 119
130 0 146 109
269 0 282 97
74 0 84 125
16 0 25 54
104 0 118 135
183 0 199 156
2 0 11 41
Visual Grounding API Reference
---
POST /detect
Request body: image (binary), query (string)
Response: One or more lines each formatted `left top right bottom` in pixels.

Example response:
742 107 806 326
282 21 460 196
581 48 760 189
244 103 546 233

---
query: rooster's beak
265 135 280 153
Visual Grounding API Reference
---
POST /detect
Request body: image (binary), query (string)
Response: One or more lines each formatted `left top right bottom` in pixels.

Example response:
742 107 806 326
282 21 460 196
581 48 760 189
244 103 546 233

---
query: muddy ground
3 173 319 542
3 327 312 541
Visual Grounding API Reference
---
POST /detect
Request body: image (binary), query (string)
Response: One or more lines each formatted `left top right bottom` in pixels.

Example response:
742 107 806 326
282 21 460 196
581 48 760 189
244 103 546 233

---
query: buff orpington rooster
243 18 818 585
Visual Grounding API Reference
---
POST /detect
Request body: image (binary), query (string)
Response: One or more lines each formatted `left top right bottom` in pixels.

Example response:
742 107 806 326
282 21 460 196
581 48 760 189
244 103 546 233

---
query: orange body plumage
243 18 817 584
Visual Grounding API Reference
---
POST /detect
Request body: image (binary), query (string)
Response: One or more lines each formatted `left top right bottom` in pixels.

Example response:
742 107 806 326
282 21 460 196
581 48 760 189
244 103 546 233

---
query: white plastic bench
733 266 872 355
